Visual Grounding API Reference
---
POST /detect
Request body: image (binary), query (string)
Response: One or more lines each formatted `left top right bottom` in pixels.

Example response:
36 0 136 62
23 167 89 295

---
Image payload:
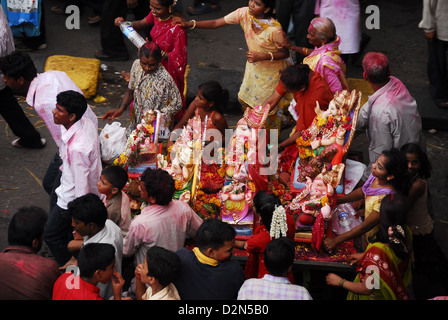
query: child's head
68 193 108 237
371 193 410 259
196 80 229 113
253 190 282 231
77 243 116 283
400 143 431 179
372 148 410 196
98 165 129 197
264 237 295 277
140 168 175 205
140 246 181 288
8 206 47 251
196 218 236 261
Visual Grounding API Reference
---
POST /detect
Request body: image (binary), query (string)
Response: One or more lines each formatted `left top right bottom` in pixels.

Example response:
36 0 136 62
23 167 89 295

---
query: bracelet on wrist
190 20 197 29
268 52 274 61
339 279 346 288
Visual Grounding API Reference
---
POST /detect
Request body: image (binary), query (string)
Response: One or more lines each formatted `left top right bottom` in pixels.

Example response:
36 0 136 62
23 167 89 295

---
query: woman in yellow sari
326 193 413 300
174 0 292 131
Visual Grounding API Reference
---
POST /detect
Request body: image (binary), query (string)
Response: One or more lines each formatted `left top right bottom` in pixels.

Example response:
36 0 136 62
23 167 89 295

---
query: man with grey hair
356 51 425 181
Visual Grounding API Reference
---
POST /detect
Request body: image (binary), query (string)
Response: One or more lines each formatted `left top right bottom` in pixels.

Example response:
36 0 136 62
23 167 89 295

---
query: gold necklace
157 14 173 22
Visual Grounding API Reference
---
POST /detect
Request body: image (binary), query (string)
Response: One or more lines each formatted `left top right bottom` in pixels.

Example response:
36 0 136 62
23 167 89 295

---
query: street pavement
1 0 447 271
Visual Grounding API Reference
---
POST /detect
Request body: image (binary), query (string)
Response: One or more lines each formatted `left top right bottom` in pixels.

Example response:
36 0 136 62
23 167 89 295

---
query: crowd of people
1 0 448 301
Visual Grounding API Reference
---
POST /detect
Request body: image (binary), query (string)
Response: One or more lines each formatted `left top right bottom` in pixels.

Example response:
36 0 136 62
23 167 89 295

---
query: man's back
173 248 245 300
123 200 203 265
26 70 98 147
357 76 424 179
237 274 313 300
0 246 59 300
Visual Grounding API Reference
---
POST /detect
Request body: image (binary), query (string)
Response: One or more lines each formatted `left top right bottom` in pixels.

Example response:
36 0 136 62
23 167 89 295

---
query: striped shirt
237 274 313 300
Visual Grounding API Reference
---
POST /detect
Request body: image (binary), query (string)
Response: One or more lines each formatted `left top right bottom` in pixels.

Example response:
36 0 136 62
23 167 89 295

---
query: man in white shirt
0 51 98 213
68 193 123 300
44 90 102 267
418 0 448 107
356 52 425 181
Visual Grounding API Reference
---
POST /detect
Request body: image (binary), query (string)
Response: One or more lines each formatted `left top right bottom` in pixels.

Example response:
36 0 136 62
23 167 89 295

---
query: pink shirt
26 71 98 147
55 117 102 209
123 200 203 265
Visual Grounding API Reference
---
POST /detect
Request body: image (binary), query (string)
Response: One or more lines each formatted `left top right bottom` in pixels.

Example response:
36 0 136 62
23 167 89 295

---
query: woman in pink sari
286 17 348 93
115 0 187 112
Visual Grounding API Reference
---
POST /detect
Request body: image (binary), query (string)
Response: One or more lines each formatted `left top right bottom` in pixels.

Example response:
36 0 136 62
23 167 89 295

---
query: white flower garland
270 205 288 239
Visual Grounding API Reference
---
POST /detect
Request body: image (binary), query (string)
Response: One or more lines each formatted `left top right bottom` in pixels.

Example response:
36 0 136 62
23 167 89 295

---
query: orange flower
175 180 183 190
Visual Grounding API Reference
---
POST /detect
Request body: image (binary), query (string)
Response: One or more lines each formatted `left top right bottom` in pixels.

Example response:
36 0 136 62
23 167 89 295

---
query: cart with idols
278 90 364 251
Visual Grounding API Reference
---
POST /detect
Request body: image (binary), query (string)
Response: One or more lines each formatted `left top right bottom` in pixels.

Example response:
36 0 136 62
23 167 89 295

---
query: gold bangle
268 52 274 61
190 20 197 29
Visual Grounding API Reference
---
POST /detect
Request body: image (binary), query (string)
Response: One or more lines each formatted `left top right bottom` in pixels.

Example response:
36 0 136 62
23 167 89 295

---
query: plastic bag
331 203 363 235
100 122 127 164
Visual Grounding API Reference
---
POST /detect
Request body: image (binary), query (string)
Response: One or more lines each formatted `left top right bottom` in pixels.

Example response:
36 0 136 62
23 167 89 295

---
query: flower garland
270 205 288 239
295 112 352 160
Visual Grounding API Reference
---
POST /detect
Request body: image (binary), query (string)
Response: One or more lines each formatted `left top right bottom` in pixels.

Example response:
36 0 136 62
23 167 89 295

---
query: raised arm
174 16 229 29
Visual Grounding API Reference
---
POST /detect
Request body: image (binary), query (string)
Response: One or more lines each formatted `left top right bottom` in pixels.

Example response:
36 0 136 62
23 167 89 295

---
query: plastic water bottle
337 212 351 233
118 21 146 48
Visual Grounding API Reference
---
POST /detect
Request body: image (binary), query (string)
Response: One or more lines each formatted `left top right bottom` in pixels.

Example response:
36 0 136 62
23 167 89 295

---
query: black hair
369 193 410 260
382 148 411 196
400 143 431 179
102 165 129 190
140 168 175 206
280 64 311 92
68 193 108 229
195 218 236 251
145 246 181 287
198 80 229 114
253 190 281 231
139 41 162 61
77 243 116 278
260 0 276 18
156 0 174 7
264 237 295 277
8 206 47 248
56 90 87 122
0 50 37 81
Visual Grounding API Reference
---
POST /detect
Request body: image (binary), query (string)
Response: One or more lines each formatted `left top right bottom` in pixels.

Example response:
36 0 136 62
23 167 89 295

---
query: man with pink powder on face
356 52 425 182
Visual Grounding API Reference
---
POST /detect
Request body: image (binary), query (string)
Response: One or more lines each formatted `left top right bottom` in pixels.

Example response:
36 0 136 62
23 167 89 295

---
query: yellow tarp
347 78 374 107
44 55 101 99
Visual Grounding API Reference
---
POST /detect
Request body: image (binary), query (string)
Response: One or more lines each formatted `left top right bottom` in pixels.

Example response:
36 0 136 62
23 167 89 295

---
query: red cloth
275 71 333 133
244 214 296 282
52 272 103 300
146 12 187 108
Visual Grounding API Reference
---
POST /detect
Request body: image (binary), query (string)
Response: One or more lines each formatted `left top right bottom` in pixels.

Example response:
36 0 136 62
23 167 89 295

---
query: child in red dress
235 191 296 281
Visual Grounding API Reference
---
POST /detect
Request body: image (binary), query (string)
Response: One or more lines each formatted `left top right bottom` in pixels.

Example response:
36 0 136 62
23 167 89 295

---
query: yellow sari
224 7 292 131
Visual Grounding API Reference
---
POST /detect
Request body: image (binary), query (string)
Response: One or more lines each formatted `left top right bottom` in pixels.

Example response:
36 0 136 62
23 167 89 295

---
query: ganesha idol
161 115 200 203
288 163 345 251
280 90 361 194
219 105 270 234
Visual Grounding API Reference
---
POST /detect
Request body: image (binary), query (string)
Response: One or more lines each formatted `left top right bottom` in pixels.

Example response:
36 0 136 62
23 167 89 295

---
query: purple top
362 173 395 196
